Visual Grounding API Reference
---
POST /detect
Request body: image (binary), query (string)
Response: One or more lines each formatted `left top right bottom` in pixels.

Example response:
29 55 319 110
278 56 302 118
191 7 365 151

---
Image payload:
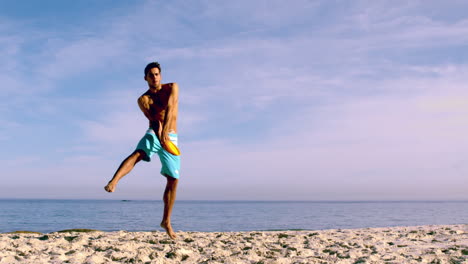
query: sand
0 224 466 264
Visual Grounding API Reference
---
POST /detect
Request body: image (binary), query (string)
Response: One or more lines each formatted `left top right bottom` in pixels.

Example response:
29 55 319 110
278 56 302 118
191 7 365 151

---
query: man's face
145 67 161 88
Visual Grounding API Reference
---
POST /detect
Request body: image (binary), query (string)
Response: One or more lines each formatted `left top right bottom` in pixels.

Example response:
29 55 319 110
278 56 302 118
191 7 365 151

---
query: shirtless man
104 62 180 239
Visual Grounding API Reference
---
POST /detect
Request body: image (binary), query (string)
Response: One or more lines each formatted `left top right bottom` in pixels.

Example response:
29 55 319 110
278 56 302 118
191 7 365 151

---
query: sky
1 0 467 200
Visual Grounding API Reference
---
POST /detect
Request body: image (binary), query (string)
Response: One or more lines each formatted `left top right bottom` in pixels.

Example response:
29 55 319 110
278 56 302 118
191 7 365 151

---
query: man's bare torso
138 83 178 135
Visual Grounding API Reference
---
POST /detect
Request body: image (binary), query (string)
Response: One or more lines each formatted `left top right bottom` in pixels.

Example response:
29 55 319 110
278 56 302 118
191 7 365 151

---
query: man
104 62 180 239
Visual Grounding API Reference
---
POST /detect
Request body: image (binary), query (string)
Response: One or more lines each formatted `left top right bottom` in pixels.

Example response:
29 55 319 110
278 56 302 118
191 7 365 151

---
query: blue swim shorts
135 129 181 179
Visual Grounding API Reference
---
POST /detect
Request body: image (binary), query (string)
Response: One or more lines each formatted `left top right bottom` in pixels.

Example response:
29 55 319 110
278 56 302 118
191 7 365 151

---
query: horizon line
1 198 467 203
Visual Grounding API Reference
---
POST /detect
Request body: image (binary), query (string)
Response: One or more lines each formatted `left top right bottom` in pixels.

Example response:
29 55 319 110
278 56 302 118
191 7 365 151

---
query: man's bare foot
104 182 116 193
160 221 177 239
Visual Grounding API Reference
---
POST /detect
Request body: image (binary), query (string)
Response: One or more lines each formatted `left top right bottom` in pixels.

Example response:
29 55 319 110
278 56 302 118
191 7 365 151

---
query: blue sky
1 0 467 200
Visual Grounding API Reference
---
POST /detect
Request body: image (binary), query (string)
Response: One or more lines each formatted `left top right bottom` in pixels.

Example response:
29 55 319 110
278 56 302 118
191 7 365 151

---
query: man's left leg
104 150 145 193
160 176 178 239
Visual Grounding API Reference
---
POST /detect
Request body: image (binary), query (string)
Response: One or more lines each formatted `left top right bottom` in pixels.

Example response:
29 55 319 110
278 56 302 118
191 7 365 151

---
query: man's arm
161 83 179 143
137 95 152 126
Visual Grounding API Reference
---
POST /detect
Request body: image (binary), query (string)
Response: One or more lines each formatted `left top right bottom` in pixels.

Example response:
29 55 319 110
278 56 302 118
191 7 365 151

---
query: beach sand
0 224 466 263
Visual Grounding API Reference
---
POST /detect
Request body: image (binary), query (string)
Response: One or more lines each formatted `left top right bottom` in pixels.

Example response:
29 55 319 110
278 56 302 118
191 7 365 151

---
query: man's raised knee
130 150 146 162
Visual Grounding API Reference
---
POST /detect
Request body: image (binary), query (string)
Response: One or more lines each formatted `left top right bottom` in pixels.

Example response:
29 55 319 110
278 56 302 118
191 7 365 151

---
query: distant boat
121 200 131 202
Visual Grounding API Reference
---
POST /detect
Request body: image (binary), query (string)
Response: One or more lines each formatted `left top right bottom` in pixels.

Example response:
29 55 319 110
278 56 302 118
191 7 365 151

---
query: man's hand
157 120 170 146
160 132 170 146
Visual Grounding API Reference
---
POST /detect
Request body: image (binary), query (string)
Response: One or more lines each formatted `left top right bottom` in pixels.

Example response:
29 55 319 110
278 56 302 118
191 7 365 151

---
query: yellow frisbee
163 140 181 156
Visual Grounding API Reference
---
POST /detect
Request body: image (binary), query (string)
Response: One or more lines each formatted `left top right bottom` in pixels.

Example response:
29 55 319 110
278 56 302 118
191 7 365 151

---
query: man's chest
147 92 170 109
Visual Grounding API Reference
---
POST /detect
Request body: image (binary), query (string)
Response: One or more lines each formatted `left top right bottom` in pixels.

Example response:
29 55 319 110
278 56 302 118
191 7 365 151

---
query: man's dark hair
144 62 161 76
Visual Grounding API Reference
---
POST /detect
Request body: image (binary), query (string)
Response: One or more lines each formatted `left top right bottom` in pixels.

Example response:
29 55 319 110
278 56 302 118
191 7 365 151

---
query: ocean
0 200 466 233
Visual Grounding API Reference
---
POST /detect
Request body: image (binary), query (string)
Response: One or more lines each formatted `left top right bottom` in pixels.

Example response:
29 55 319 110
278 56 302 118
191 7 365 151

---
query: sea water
0 200 467 233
